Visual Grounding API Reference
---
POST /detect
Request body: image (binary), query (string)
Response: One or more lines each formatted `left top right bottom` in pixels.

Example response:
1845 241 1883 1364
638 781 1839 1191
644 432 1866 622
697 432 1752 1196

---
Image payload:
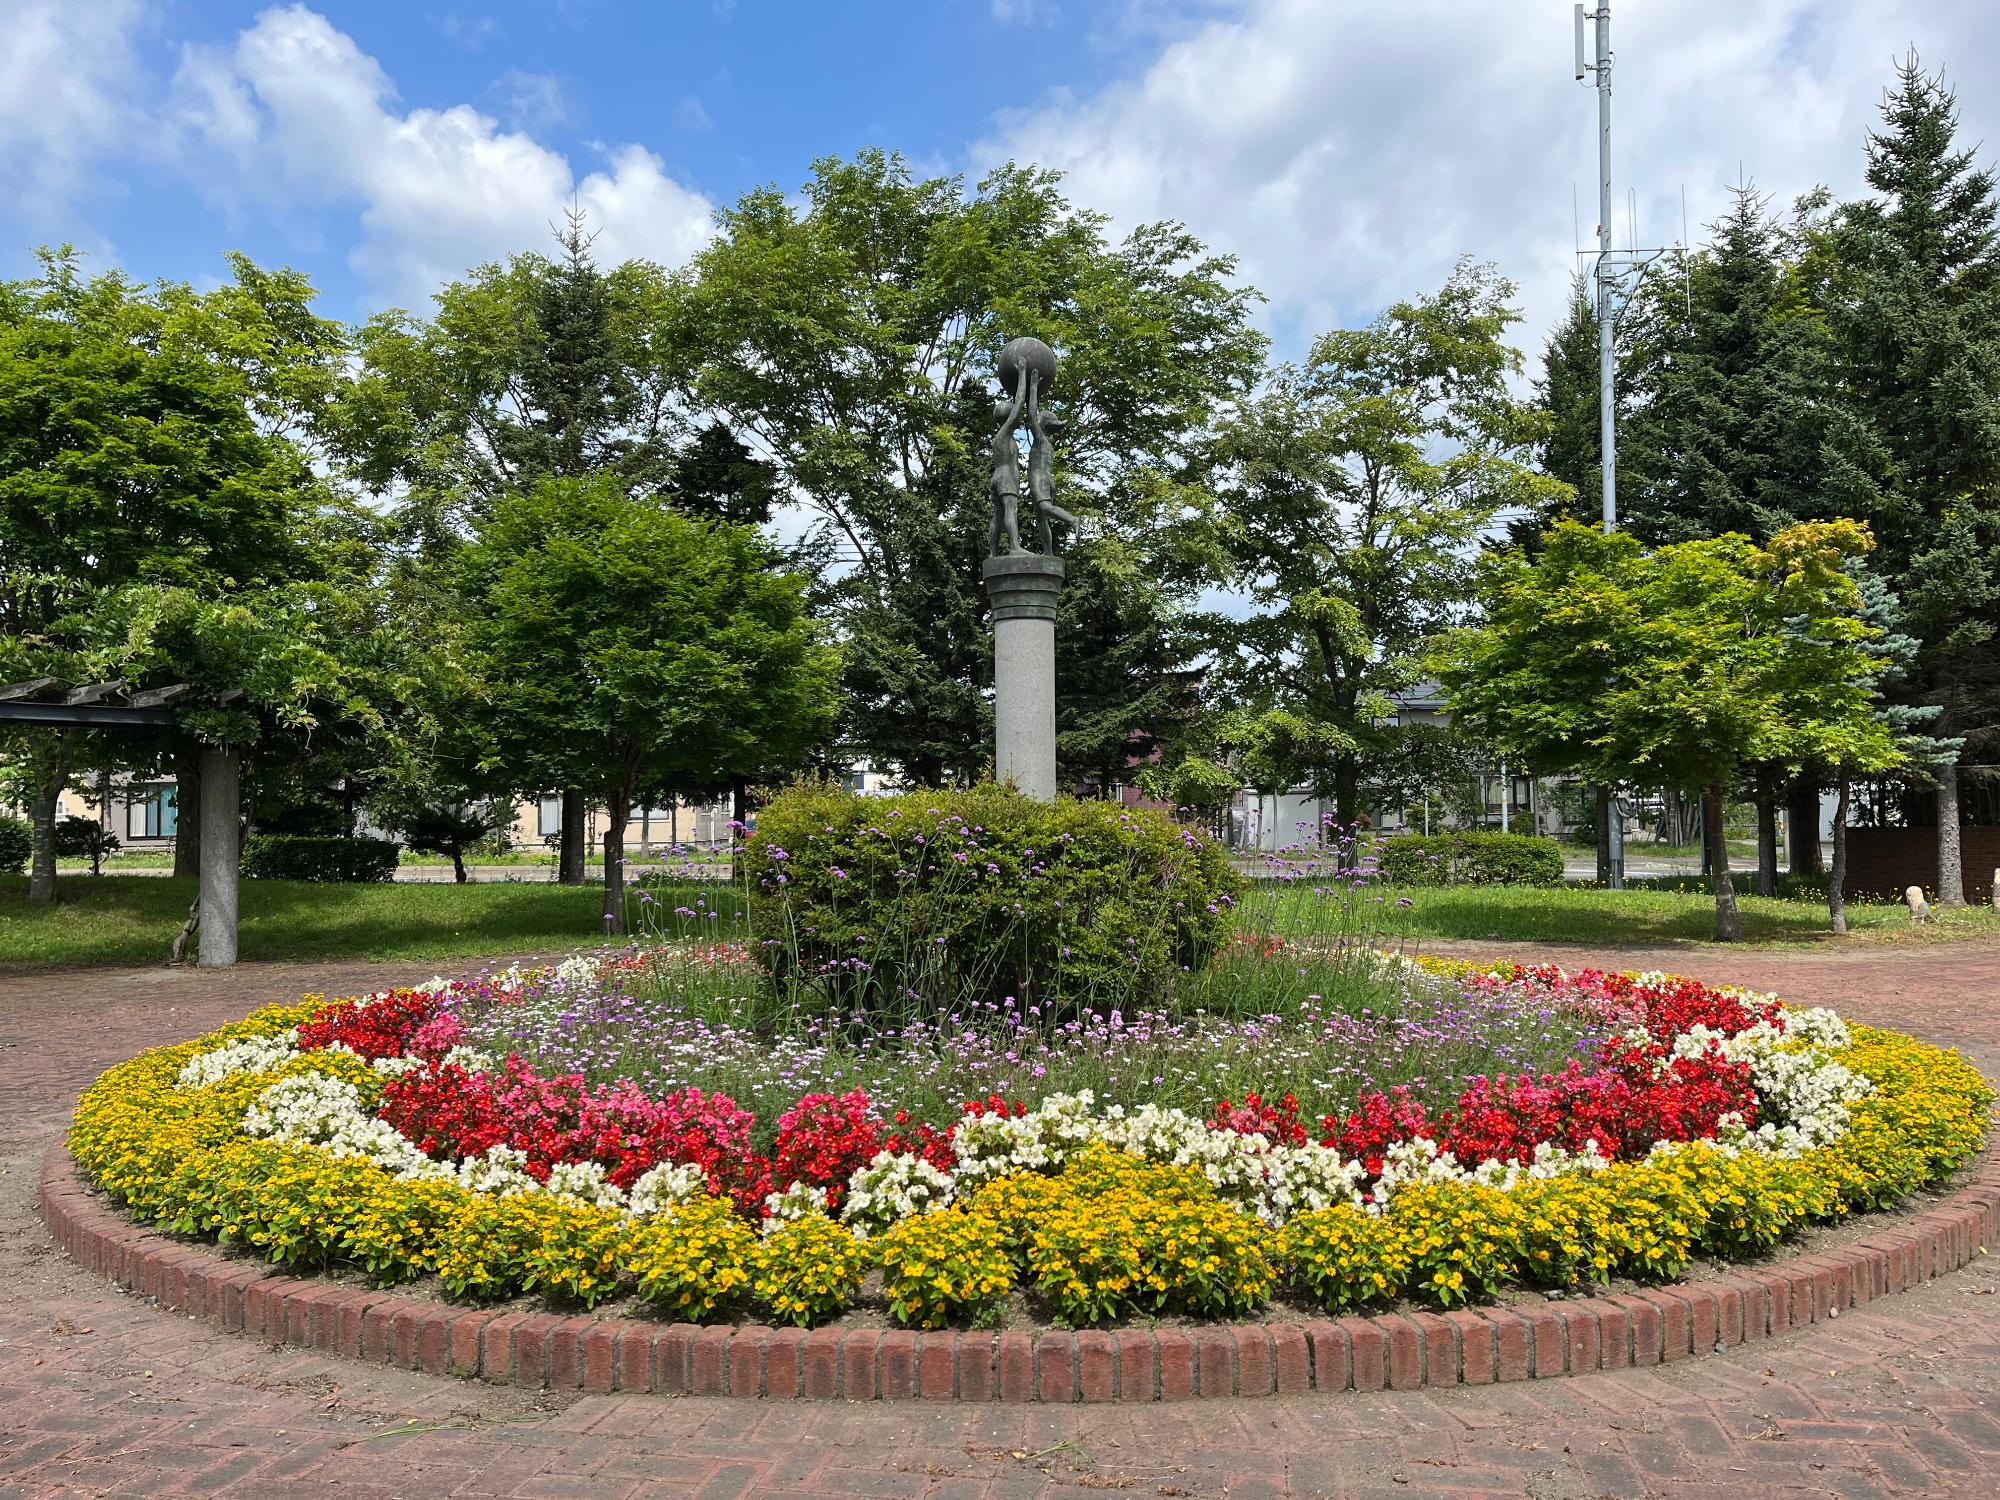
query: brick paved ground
1 944 1997 1498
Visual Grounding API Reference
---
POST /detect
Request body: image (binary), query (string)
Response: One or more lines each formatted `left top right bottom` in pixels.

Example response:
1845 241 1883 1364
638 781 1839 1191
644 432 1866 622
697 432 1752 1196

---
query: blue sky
7 1 2000 354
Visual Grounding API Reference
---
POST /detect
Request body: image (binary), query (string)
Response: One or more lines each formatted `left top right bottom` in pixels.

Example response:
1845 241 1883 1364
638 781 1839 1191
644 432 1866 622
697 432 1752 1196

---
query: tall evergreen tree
1833 55 2000 903
1511 276 1603 549
1623 186 1828 546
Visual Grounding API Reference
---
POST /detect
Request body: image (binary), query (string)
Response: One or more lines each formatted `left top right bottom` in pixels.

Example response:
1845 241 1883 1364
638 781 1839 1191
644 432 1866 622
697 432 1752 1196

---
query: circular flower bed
68 954 1990 1332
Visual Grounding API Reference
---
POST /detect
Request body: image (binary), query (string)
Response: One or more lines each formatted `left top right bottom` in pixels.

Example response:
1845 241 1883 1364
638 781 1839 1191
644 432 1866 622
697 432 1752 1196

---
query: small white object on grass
1905 885 1933 923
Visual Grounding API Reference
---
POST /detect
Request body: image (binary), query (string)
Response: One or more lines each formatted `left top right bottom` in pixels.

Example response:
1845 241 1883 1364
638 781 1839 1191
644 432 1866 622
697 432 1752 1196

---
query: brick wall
1844 827 2000 905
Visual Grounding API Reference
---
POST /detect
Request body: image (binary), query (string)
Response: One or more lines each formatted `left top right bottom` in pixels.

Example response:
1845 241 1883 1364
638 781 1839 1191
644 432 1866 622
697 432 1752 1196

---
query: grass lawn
1292 881 2000 947
0 875 742 972
4 872 1995 973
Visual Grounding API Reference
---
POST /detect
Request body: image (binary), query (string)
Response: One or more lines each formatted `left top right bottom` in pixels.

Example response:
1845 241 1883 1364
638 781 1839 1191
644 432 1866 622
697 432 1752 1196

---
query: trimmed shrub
0 815 29 874
744 782 1243 1020
1379 831 1563 887
240 834 399 883
55 814 120 872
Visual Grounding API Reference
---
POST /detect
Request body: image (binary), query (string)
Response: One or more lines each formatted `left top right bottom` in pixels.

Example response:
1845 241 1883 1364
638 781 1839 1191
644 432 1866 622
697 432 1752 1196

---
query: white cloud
0 0 147 241
980 0 2000 358
169 5 713 307
675 95 713 132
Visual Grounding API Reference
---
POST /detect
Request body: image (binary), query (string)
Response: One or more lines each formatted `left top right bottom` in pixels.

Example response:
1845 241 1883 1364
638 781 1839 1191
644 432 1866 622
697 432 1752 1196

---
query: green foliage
240 834 399 883
1511 274 1613 547
53 815 119 873
876 1207 1014 1330
0 815 29 874
334 212 690 534
0 249 345 624
1616 187 1845 549
1832 55 2000 763
1134 753 1240 812
1446 519 1903 938
1211 260 1569 825
680 151 1266 783
744 782 1243 1020
460 475 842 931
1378 832 1563 887
371 801 502 883
1448 519 1903 796
750 1215 871 1328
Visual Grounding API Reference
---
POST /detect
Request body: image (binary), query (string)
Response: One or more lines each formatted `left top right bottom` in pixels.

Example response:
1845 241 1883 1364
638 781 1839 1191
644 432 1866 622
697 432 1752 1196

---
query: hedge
0 815 29 874
240 834 400 883
1379 831 1565 887
743 782 1243 1021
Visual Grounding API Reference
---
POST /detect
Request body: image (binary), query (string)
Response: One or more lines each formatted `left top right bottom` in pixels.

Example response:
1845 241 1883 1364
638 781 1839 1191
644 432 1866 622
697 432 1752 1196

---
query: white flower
439 1044 497 1074
762 1181 830 1232
452 1145 541 1197
544 1159 623 1208
177 1030 300 1090
843 1151 954 1237
627 1162 710 1216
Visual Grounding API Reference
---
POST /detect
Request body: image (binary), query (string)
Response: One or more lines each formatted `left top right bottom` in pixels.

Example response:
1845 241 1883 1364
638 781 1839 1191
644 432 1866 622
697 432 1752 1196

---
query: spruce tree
1512 276 1601 549
1835 55 2000 903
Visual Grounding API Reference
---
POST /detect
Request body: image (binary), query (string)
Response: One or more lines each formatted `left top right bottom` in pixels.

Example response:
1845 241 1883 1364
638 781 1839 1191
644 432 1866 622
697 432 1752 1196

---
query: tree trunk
172 737 202 878
1594 786 1611 883
1332 762 1359 836
1786 773 1823 875
1828 772 1851 935
1705 783 1742 942
558 788 587 884
602 787 630 937
1936 760 1965 907
26 730 69 906
1755 769 1778 898
452 847 468 884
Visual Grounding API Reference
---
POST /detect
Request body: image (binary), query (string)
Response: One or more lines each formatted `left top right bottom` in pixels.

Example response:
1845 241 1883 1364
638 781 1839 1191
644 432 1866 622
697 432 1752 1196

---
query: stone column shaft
196 745 240 968
983 554 1065 800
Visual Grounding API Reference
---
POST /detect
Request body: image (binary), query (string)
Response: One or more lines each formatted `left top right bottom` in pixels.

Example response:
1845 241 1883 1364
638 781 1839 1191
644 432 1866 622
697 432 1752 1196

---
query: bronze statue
988 337 1073 557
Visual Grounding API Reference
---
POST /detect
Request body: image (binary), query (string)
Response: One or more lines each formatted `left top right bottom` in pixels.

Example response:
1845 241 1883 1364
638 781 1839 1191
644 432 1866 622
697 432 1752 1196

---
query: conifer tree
1834 55 2000 903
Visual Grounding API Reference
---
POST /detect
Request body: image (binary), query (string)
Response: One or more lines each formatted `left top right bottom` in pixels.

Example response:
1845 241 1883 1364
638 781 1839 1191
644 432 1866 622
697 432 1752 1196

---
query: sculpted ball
997 336 1058 397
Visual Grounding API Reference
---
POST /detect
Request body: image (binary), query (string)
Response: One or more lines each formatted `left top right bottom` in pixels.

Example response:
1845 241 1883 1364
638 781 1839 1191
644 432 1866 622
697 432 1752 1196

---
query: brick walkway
1 947 1998 1498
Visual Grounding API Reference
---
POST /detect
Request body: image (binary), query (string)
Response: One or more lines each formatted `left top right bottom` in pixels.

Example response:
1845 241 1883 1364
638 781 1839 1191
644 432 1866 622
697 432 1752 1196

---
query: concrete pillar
196 745 240 968
983 553 1065 800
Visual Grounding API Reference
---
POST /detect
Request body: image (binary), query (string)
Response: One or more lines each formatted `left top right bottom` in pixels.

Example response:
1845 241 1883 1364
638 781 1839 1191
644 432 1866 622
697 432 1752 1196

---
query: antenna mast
1578 1 1624 888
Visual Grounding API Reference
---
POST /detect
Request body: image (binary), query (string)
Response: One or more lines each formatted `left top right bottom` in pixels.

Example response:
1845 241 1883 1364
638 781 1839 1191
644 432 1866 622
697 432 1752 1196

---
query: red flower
769 1090 884 1209
1209 1091 1308 1147
297 989 439 1059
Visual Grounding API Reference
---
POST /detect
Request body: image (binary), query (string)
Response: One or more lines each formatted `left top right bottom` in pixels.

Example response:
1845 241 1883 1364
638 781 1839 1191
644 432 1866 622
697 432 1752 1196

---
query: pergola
1 678 245 967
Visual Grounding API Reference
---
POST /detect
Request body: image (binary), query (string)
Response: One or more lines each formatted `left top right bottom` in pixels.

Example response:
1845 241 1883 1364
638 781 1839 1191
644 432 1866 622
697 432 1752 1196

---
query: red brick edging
36 1140 2000 1401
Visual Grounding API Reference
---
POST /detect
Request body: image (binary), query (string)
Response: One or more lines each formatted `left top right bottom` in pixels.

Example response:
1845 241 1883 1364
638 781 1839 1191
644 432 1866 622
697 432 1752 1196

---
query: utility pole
1577 1 1625 889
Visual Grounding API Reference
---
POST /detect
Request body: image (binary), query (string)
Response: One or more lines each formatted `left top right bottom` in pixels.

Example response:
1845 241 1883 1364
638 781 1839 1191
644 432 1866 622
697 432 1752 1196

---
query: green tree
1509 274 1609 549
337 214 699 879
0 248 349 903
1830 55 2000 904
1212 259 1566 828
459 477 841 932
1445 519 1901 939
1620 186 1841 548
678 151 1265 785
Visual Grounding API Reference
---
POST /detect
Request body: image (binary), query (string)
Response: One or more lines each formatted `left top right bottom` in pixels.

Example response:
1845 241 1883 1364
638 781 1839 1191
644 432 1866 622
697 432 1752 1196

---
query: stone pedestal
983 553 1065 800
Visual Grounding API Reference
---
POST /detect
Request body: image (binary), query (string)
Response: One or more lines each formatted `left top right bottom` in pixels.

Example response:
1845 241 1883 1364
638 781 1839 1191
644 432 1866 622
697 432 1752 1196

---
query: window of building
537 796 563 837
126 785 177 840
